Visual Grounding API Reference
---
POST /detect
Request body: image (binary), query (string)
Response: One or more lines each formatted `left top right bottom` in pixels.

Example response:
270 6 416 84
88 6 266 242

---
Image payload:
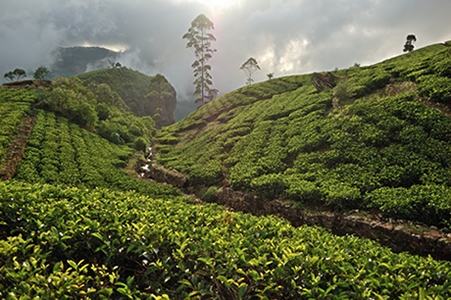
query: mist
1 0 451 101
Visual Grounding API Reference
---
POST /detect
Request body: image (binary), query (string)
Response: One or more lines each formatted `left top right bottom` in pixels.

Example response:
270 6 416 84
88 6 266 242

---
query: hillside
2 43 451 298
77 67 176 127
156 41 451 228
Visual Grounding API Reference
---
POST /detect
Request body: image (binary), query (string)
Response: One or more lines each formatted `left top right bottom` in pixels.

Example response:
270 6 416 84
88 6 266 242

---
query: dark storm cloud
1 0 451 100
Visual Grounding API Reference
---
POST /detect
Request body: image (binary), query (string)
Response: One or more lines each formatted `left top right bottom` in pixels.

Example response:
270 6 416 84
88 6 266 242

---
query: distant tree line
3 66 50 82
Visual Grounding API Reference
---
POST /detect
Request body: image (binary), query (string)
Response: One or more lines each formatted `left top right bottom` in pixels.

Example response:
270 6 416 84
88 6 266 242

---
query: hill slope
156 41 451 227
77 67 176 127
2 47 451 297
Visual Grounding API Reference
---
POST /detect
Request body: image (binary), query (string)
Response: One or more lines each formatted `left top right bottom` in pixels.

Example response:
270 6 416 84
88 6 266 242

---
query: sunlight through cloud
173 0 243 13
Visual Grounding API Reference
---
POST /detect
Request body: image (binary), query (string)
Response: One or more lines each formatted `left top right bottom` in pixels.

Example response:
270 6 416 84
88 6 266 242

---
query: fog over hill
1 0 451 101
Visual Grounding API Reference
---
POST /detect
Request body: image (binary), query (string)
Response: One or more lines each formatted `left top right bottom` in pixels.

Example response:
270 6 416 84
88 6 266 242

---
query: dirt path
0 115 36 180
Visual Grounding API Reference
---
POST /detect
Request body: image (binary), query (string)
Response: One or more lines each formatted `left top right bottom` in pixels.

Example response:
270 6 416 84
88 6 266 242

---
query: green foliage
3 69 27 81
418 75 451 103
3 71 15 81
333 79 355 108
13 68 27 80
42 78 98 130
40 77 155 147
78 68 176 127
157 41 451 226
2 181 451 298
196 186 221 203
14 110 178 198
133 137 147 152
0 89 35 171
147 74 177 127
33 66 50 80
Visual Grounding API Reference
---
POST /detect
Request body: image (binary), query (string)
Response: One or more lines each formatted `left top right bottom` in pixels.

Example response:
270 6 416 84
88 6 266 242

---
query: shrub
283 175 322 203
251 173 287 198
197 186 220 203
418 75 451 103
333 80 355 108
133 137 148 152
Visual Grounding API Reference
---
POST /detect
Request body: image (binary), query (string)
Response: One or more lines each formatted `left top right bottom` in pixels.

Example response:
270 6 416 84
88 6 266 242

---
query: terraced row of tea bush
0 89 35 172
40 77 156 150
14 109 179 198
156 42 451 227
2 180 451 299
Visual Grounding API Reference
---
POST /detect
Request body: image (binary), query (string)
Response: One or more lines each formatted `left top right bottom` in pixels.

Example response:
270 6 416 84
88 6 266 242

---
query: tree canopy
403 34 417 52
33 66 50 80
13 68 27 81
4 68 27 81
3 71 14 81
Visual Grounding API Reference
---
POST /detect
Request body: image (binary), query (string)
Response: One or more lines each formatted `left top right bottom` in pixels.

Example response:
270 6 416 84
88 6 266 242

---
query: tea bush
0 89 35 170
2 181 451 298
156 42 451 226
15 110 180 198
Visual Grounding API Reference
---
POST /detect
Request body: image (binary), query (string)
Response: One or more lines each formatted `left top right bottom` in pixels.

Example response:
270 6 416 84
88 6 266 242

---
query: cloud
1 0 451 100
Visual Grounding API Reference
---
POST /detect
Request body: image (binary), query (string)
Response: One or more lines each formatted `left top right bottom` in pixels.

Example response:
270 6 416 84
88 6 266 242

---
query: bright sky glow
175 0 242 13
81 43 129 53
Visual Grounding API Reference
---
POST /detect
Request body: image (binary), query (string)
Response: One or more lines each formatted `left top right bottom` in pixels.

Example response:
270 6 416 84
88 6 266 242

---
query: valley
2 41 451 298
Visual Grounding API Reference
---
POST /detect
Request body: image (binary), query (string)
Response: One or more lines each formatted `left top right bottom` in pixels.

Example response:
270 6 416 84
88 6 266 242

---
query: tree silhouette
240 57 261 85
4 71 15 81
403 34 417 53
183 14 218 105
13 68 27 81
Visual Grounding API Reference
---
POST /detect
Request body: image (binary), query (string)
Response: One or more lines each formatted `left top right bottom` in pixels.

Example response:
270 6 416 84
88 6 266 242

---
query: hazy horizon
1 0 451 101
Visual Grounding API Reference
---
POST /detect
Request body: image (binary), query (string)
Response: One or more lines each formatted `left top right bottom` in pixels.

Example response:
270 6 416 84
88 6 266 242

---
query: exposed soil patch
0 115 36 180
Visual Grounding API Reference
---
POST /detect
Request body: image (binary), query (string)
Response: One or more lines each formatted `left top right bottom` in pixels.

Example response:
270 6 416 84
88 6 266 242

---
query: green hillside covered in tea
157 41 451 227
2 42 451 298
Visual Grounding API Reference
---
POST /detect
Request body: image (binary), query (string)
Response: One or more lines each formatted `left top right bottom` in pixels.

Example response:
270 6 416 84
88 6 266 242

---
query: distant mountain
77 67 176 127
51 46 119 78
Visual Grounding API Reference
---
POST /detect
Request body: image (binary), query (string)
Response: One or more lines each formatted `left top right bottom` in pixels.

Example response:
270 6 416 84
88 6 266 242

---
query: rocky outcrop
140 163 188 188
311 72 338 91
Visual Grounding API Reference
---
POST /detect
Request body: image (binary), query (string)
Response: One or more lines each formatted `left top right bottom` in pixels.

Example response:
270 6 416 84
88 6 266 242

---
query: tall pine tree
183 14 218 105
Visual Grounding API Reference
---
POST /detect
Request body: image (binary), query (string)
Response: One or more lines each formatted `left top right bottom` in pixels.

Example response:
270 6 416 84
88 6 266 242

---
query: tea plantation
2 42 451 298
157 41 451 228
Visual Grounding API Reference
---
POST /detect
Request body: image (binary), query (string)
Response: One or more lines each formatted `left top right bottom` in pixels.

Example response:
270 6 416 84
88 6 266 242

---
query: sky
1 0 451 101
